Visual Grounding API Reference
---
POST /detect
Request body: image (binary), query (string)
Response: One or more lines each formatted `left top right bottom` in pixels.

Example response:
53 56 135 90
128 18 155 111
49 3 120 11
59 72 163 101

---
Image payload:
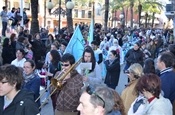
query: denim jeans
2 21 7 36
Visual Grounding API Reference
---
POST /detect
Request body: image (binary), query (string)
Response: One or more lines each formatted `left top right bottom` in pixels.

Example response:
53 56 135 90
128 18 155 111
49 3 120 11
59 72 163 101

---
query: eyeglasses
86 85 105 108
61 64 70 67
0 81 8 84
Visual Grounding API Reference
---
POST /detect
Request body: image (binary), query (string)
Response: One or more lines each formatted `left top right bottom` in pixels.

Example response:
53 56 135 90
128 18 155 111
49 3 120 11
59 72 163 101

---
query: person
107 88 125 115
79 46 102 86
11 49 26 68
0 64 39 115
121 63 143 114
124 42 144 72
143 58 155 74
2 37 15 64
77 84 115 115
104 50 120 89
54 53 83 115
128 74 172 115
156 52 175 114
22 60 41 107
0 6 8 37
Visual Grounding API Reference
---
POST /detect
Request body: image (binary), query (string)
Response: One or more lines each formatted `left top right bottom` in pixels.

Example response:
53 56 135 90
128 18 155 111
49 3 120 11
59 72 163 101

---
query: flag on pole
87 18 94 46
64 25 85 61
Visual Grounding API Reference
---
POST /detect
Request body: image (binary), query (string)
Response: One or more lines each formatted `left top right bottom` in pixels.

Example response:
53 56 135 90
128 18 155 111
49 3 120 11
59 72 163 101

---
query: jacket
128 95 173 115
0 90 40 115
104 58 120 87
56 70 83 112
125 48 144 66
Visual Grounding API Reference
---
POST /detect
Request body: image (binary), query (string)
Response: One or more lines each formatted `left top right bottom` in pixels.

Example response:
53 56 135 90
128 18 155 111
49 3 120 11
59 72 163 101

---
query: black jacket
0 90 39 115
125 48 144 66
104 58 121 87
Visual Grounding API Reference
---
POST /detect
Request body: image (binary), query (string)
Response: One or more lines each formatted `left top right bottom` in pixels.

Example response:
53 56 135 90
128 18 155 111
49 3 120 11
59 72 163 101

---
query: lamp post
66 1 74 33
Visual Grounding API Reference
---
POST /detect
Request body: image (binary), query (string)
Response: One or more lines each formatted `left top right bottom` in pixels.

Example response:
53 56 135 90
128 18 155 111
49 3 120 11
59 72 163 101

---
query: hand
83 76 88 82
46 71 53 77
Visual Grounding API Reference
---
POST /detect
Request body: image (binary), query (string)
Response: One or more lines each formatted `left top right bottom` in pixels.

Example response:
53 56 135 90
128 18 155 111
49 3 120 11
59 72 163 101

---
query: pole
20 0 24 27
58 0 61 34
92 1 95 26
44 0 46 27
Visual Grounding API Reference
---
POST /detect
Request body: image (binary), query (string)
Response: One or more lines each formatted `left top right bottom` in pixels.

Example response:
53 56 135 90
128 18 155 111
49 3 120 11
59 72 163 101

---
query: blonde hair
128 63 143 78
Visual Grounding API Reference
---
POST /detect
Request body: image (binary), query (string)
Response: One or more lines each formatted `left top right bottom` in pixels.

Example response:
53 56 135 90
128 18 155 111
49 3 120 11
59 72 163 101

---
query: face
23 62 35 75
61 61 71 71
0 79 16 97
133 44 139 50
91 44 96 50
36 34 40 40
16 50 24 60
60 44 66 52
108 52 116 60
84 52 91 62
156 56 163 71
51 45 57 50
77 92 97 115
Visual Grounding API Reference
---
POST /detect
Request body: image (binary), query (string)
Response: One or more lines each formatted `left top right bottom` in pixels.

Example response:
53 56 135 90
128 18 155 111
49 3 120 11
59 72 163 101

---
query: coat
0 90 39 115
104 58 120 88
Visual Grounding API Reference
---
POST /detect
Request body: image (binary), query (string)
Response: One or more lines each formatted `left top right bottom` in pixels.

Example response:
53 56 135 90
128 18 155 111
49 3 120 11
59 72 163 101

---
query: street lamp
66 1 74 33
47 1 54 14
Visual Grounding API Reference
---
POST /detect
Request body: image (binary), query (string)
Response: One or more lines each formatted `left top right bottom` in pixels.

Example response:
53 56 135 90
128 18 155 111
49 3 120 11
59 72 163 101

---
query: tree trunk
104 0 109 32
66 0 74 34
145 12 148 28
151 12 155 28
130 0 134 28
125 7 128 26
5 0 8 7
30 0 39 35
138 4 142 27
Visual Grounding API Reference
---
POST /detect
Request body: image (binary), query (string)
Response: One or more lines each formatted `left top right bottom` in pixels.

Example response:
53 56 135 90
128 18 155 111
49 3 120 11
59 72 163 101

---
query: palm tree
30 0 39 35
104 0 109 32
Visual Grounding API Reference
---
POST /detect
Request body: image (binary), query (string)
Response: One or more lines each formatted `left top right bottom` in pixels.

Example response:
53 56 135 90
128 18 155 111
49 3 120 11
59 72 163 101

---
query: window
82 10 85 18
89 2 92 7
74 9 78 18
88 11 91 18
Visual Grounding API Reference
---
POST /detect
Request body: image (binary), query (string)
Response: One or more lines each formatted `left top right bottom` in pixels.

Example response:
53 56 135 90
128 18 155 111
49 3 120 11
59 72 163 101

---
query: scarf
23 71 36 83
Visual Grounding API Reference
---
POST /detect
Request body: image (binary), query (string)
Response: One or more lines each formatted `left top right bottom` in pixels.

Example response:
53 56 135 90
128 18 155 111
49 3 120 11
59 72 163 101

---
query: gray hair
87 84 115 114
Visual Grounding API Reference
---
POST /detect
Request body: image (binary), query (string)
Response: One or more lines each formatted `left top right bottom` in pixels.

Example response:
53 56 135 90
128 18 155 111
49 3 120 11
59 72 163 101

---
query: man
54 53 83 115
77 84 115 115
0 64 39 115
0 6 8 37
157 52 175 104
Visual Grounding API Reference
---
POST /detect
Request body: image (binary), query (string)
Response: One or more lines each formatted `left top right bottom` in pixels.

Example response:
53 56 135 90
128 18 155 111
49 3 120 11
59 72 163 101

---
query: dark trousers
2 21 7 36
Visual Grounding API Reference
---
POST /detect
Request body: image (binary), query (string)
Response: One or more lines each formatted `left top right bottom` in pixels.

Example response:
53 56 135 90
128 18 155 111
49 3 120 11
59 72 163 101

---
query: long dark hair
50 50 61 66
143 58 155 74
82 46 96 73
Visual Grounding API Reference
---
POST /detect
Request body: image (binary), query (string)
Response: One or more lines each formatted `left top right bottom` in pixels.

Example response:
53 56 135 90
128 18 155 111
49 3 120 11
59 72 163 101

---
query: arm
88 63 102 83
105 60 120 72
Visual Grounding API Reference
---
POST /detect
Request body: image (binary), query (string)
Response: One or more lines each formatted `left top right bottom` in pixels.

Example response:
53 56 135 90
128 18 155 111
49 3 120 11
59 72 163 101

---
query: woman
143 58 155 74
128 74 172 115
11 49 26 68
22 60 41 107
108 89 125 115
104 50 120 89
2 38 15 64
32 33 46 68
121 63 143 114
43 50 61 106
45 34 55 53
80 46 102 85
0 64 39 115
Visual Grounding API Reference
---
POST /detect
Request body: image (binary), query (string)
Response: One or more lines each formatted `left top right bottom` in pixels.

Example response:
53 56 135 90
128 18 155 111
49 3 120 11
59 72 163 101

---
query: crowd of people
0 5 175 115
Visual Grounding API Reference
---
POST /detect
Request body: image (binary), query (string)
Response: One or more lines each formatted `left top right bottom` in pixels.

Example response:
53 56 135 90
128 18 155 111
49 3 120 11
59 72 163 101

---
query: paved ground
40 65 128 115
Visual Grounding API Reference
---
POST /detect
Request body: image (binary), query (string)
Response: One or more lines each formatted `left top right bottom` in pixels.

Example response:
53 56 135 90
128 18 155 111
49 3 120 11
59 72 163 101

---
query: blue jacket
160 69 175 103
22 75 41 107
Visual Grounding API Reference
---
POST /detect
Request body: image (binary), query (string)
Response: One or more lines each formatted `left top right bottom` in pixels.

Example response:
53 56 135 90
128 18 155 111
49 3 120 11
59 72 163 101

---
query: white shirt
11 58 26 68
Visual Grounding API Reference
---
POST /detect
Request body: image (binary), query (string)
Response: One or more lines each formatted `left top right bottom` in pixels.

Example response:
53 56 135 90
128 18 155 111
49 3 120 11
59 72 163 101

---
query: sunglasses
124 70 130 74
61 64 70 67
86 85 105 108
